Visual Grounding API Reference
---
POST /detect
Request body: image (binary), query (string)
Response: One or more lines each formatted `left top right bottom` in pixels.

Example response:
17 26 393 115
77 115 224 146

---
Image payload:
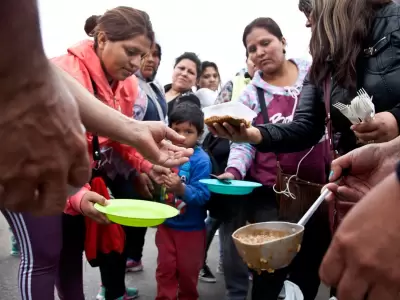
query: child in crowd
156 103 212 300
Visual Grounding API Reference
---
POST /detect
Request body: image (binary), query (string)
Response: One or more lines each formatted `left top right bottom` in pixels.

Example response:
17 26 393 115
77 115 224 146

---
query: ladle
298 188 331 226
232 187 335 272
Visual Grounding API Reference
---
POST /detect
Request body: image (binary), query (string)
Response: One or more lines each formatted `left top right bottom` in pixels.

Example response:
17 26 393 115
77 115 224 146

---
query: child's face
171 121 200 148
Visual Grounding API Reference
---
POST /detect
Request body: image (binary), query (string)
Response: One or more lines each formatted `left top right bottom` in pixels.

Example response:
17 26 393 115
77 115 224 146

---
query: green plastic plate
200 179 262 195
94 199 179 227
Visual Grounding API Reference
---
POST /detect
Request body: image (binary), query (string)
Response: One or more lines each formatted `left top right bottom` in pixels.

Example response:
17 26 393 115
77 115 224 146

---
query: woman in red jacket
4 6 159 300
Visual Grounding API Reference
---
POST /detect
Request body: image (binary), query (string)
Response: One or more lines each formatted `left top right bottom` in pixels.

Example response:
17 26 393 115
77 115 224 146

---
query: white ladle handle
298 188 331 226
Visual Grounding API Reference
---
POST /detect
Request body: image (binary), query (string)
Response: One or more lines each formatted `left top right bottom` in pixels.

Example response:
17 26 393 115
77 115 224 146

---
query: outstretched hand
208 122 263 144
320 173 400 300
132 121 193 168
324 142 399 203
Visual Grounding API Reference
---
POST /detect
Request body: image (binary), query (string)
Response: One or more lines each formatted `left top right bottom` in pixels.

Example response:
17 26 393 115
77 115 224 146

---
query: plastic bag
202 101 257 123
280 280 304 300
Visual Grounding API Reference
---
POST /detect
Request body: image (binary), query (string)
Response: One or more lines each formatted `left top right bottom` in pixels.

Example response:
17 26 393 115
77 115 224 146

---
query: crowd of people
1 0 400 300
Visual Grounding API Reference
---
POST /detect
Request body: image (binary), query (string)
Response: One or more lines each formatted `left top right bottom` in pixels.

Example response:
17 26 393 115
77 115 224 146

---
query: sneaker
199 264 216 283
96 286 106 300
10 233 20 257
126 259 143 272
216 260 223 274
118 287 139 300
97 286 139 300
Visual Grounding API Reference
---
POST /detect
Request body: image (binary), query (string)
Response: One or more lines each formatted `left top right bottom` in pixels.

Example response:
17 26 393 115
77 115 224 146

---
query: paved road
0 215 329 299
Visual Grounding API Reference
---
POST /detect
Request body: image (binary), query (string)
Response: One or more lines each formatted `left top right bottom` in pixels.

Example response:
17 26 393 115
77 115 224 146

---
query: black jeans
98 251 127 299
106 174 148 262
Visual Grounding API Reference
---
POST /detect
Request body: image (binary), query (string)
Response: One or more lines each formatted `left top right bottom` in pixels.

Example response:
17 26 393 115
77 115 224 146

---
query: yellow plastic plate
94 199 179 227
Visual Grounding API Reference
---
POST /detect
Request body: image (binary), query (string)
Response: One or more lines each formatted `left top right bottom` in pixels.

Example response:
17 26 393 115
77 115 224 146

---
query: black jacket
256 2 400 155
164 84 201 119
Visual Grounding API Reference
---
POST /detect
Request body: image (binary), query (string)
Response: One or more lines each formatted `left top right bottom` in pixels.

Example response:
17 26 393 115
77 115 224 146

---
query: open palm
133 121 193 168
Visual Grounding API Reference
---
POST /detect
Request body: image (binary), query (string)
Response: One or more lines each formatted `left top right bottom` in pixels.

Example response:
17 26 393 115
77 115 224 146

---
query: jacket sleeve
64 183 91 215
254 73 327 153
181 154 211 206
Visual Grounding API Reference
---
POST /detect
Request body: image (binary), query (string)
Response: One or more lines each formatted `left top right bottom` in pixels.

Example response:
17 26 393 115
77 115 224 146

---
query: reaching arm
254 73 327 153
54 64 154 173
0 0 50 99
53 64 141 146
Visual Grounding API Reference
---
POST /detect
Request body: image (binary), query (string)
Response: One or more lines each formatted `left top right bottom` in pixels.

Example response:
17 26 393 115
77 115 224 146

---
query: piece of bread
205 116 251 128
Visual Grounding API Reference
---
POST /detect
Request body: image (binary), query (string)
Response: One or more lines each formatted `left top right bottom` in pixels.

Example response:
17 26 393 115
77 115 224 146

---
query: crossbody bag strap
256 87 269 124
89 78 101 162
323 77 336 158
256 87 283 171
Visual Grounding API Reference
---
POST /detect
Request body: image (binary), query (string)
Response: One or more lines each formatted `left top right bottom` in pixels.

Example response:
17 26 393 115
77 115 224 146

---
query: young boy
156 103 212 300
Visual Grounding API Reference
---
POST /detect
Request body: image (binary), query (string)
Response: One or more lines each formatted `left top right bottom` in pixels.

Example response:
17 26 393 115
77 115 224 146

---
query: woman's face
198 66 220 91
172 59 197 92
140 44 161 79
98 33 151 81
245 27 286 75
